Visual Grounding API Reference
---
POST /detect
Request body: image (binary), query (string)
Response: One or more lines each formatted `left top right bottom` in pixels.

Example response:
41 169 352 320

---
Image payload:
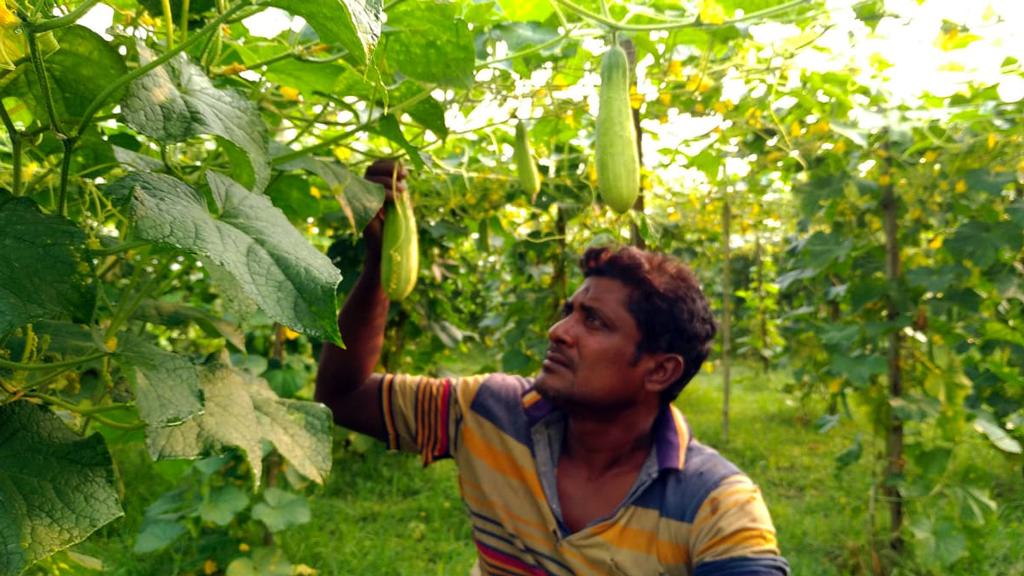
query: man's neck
561 402 659 479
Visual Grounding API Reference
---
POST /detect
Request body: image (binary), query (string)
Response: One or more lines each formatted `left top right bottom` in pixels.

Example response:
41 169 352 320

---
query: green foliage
1 0 1023 573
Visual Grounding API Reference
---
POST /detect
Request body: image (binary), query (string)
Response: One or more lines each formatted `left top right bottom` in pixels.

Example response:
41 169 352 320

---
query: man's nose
548 315 574 345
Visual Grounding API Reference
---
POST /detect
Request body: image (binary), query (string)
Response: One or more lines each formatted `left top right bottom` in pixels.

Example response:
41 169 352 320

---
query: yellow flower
833 140 847 154
283 327 300 341
0 2 19 25
808 120 830 136
667 60 683 79
309 185 321 199
923 150 939 163
699 0 727 25
878 174 891 187
658 92 672 106
789 120 802 138
203 559 217 575
954 179 967 193
987 132 998 150
628 85 643 109
238 543 251 552
928 235 944 249
280 86 301 101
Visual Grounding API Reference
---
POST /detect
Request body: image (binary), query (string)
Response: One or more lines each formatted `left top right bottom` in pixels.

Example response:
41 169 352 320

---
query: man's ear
643 354 685 394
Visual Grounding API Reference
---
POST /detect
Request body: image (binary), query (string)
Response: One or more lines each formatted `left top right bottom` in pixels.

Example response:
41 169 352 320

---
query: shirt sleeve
689 475 790 575
379 373 489 466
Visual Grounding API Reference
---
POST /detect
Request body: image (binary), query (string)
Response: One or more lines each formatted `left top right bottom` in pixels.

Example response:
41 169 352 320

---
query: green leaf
278 156 385 235
496 0 553 22
117 334 203 427
384 1 476 88
199 486 249 526
267 0 383 64
5 26 126 125
226 548 293 576
132 520 186 554
251 487 311 532
145 360 333 488
835 433 862 469
132 299 247 352
983 321 1024 347
108 172 342 345
121 46 269 192
0 402 123 575
829 353 887 388
372 114 424 169
0 194 94 336
972 411 1022 454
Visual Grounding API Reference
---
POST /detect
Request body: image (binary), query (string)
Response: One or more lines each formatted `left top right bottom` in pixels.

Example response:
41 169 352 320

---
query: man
315 160 789 575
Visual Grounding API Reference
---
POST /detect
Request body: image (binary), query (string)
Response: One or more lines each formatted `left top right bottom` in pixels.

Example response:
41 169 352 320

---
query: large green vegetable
514 120 542 199
595 44 640 214
380 190 418 301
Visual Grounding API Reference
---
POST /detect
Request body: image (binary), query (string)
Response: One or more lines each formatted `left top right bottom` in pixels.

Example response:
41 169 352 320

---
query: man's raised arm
314 160 406 440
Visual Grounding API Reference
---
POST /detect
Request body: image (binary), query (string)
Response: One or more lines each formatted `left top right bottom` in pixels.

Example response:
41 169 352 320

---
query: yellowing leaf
699 0 727 25
217 62 247 75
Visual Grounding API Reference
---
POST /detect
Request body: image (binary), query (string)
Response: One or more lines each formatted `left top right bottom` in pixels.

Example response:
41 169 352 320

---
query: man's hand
362 159 407 254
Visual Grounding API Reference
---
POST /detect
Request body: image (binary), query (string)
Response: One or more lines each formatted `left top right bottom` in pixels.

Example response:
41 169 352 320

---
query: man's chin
533 374 568 404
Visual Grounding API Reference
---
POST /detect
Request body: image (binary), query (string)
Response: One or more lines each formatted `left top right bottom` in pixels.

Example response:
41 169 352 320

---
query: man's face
534 276 651 410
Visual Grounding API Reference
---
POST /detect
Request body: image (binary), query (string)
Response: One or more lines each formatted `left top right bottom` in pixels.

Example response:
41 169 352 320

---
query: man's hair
579 246 717 403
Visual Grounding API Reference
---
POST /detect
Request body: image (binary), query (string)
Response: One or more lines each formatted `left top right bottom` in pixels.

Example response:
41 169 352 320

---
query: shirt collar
521 385 691 472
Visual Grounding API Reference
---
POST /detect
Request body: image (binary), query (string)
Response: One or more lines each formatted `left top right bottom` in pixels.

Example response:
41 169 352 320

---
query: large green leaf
5 26 126 125
117 335 203 427
198 486 249 526
278 156 385 235
0 194 94 336
0 402 123 576
267 0 383 64
145 360 332 488
383 1 475 88
251 487 310 532
108 172 342 344
121 46 269 192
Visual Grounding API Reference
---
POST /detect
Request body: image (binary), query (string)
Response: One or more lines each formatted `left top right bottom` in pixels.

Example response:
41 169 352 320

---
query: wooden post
881 147 904 553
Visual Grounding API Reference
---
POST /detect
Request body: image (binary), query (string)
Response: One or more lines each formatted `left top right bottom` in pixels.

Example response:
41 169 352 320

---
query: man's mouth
543 349 572 371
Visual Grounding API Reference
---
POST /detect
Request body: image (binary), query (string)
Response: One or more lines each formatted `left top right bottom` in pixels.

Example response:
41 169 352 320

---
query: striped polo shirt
380 372 789 576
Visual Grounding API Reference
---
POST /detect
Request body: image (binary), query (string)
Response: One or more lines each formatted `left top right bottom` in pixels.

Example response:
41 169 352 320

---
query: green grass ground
56 366 1024 575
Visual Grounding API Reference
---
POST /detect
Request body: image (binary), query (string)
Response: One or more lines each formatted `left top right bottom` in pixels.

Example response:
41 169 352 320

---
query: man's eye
585 313 604 328
561 303 572 318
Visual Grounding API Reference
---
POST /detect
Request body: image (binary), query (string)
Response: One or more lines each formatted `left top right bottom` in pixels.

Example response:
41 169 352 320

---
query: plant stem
0 101 22 196
31 0 102 33
554 0 812 32
0 351 109 372
58 136 77 216
74 1 252 139
180 0 191 43
35 393 146 429
272 89 434 164
25 25 66 139
161 0 175 48
479 29 576 68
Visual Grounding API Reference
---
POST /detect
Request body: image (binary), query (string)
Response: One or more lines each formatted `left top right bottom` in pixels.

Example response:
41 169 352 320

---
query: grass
48 365 1024 575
